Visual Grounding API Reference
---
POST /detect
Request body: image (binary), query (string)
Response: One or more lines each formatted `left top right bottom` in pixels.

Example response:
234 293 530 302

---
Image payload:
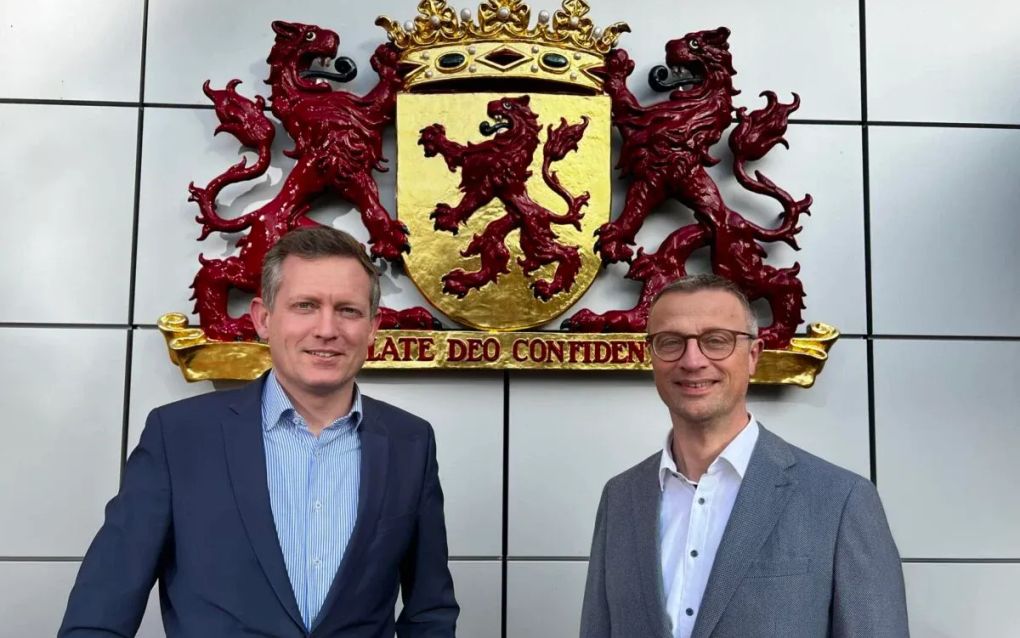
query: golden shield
397 91 610 331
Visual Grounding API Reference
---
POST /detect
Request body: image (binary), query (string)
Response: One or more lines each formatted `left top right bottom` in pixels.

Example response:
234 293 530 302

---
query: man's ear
747 337 764 375
250 297 271 341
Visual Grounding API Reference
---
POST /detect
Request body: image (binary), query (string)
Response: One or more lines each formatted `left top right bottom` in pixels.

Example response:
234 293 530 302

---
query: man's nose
677 336 709 367
313 309 340 338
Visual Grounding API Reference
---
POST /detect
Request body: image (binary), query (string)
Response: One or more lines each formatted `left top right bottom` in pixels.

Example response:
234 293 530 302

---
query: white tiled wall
3 0 1018 636
0 105 137 324
875 340 1020 558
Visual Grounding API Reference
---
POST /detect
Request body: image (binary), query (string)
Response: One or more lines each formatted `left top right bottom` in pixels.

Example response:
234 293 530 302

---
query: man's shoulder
604 451 661 494
146 383 254 436
761 427 871 495
156 384 247 415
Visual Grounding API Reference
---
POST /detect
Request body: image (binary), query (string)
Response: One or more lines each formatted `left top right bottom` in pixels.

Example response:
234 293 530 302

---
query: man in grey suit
580 274 908 638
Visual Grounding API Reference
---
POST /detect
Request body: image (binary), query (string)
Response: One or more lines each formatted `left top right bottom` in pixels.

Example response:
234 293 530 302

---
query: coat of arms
159 0 838 386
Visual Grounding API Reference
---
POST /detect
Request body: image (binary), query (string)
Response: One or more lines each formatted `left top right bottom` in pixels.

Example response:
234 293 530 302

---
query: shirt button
697 497 705 505
314 500 322 511
312 558 322 568
690 549 699 558
685 608 694 616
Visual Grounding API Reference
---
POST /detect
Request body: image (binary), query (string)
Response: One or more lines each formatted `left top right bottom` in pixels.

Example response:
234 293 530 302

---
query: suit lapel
220 377 305 631
312 397 390 631
691 427 796 638
628 455 673 638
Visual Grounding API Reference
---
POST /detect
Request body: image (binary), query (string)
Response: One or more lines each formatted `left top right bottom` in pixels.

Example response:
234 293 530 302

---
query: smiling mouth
307 350 342 359
677 380 716 390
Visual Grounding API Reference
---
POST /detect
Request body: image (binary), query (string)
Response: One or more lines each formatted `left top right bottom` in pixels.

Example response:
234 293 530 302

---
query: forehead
276 255 371 296
648 289 749 331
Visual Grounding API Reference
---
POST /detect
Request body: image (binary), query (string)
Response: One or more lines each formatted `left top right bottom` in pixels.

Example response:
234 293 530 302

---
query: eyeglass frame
645 328 758 362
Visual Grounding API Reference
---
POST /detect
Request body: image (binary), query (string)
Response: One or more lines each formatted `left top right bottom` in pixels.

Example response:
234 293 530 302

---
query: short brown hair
260 227 381 315
651 274 758 335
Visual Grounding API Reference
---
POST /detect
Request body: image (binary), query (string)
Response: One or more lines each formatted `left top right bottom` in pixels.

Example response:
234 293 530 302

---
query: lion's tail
542 116 591 219
729 92 812 245
188 80 276 239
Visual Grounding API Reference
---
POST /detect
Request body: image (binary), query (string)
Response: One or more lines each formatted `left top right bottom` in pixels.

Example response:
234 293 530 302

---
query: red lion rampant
564 27 812 349
418 95 591 301
188 20 436 341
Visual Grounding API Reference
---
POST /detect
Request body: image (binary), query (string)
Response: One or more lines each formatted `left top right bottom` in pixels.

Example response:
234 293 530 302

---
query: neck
280 381 355 436
669 410 749 482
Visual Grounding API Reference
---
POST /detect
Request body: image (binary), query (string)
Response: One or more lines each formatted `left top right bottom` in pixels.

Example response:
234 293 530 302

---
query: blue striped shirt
261 372 362 629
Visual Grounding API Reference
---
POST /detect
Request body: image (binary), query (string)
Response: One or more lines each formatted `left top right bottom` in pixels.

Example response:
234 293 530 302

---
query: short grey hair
651 273 759 336
260 226 381 315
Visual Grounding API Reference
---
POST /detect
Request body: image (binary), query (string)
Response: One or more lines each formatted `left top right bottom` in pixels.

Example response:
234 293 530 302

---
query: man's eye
339 307 362 318
294 302 315 310
657 337 683 349
701 333 732 348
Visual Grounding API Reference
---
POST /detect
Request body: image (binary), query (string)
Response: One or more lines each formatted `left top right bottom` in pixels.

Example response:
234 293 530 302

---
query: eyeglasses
646 329 756 362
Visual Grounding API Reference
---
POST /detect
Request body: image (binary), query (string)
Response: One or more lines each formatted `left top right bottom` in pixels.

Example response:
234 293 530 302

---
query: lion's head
478 95 539 137
651 27 737 94
267 21 346 91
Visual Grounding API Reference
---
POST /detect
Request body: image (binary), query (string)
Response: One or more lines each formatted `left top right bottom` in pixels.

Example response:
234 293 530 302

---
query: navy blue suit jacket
59 377 458 637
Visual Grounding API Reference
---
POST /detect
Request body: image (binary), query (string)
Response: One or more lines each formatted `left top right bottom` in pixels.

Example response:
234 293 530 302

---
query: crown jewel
376 0 630 92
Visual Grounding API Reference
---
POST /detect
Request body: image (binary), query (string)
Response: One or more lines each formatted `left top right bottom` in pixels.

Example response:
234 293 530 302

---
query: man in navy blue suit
60 227 459 637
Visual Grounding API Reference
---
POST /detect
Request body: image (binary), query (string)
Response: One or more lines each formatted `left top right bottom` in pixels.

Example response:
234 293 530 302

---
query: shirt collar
260 370 363 432
658 414 759 491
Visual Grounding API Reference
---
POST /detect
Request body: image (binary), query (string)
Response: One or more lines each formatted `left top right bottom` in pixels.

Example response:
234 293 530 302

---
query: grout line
0 557 84 562
120 0 150 477
858 0 877 486
866 334 1020 342
0 323 133 330
0 323 1016 341
507 557 590 562
866 340 877 484
0 98 213 110
1 96 1018 129
501 370 510 638
901 558 1020 564
868 120 1020 130
1 556 1017 564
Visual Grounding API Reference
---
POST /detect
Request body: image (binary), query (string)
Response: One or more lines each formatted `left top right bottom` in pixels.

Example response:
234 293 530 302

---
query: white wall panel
508 373 663 557
0 0 143 101
904 562 1020 637
145 0 858 121
749 337 871 478
506 561 588 638
868 0 1020 124
449 561 502 638
588 0 861 121
127 328 219 453
145 0 395 104
360 373 504 557
875 340 1020 558
0 562 79 638
0 105 137 324
0 328 126 556
870 127 1020 336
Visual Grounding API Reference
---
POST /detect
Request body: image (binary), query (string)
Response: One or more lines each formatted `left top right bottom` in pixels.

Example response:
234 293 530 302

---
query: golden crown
376 0 630 92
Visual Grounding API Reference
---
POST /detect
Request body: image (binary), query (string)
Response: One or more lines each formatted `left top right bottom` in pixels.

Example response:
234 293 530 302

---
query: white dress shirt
658 416 759 638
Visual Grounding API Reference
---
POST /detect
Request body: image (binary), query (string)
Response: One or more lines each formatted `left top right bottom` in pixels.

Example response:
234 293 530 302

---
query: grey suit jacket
580 426 909 638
